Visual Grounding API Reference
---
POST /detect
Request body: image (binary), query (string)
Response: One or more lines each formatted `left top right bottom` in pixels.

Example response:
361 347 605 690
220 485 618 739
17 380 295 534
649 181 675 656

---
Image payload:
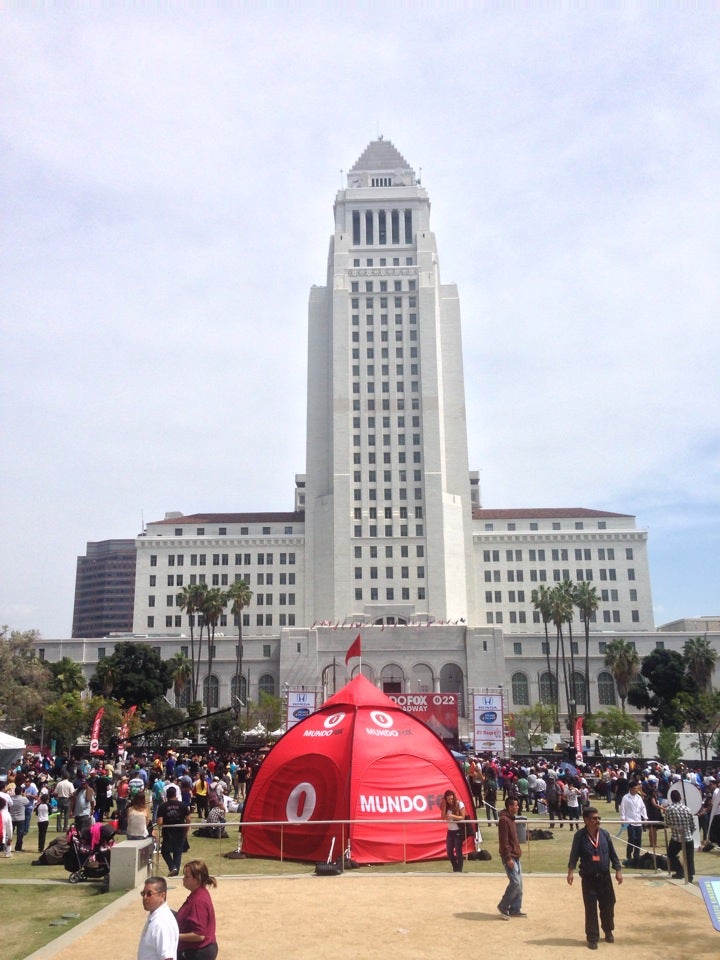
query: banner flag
345 634 362 666
89 706 104 754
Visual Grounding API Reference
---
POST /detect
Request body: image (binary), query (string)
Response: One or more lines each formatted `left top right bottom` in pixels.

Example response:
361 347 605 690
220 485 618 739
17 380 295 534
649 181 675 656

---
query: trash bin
516 816 528 843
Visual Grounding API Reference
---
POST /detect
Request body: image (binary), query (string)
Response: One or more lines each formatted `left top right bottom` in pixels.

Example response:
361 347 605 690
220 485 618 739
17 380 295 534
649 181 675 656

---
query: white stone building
44 139 716 732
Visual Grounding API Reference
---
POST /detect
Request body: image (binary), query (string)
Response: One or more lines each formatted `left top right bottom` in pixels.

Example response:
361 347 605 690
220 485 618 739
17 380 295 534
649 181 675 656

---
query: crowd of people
0 747 263 862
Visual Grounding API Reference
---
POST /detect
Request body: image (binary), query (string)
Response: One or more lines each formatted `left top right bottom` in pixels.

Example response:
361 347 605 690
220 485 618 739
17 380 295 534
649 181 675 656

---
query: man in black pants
567 806 623 950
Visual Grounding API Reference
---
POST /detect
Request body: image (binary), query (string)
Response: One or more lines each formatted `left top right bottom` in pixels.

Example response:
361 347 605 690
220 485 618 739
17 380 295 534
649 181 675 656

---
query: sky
1 5 719 638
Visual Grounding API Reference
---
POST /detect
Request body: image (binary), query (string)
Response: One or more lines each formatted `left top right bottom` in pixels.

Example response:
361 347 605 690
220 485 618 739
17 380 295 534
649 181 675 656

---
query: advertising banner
472 693 504 754
386 692 458 742
286 689 317 729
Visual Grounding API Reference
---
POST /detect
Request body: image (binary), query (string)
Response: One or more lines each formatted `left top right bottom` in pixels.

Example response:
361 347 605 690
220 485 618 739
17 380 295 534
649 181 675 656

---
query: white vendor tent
0 730 26 772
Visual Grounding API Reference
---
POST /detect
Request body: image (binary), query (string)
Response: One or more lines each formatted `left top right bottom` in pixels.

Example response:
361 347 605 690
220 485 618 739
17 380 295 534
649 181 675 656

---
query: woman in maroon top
176 860 218 960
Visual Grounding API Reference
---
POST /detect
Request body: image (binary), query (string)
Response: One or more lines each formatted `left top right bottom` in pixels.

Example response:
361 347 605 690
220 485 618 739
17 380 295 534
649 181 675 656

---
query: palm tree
559 580 578 710
549 584 573 728
176 582 208 701
604 638 640 713
200 587 227 704
683 636 718 693
227 579 253 704
167 651 193 706
49 656 86 696
532 585 557 729
574 581 600 714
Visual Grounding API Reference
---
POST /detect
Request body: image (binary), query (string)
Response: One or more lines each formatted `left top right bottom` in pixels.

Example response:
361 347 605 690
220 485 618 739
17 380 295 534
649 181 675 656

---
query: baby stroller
64 823 116 884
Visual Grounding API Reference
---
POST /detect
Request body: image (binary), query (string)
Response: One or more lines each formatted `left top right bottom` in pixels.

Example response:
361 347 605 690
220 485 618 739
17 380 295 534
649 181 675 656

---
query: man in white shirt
137 877 178 960
619 782 647 867
53 775 74 832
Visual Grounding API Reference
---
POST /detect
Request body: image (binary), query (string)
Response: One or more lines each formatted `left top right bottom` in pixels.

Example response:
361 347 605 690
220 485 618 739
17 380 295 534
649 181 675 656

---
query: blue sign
293 708 311 721
479 711 497 724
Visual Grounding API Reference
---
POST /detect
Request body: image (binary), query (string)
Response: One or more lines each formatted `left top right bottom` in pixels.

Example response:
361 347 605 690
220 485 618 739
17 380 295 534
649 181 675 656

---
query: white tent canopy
0 730 26 772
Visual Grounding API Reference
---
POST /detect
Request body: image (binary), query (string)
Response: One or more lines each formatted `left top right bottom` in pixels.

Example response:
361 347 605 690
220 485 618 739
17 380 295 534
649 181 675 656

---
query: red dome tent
241 674 474 864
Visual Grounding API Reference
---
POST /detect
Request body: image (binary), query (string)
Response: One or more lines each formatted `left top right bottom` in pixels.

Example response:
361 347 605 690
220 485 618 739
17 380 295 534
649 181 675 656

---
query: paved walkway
24 872 717 960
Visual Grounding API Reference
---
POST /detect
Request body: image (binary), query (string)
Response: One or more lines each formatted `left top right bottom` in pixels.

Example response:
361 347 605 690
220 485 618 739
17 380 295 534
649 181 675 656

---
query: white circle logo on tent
323 712 345 729
370 711 394 729
286 782 317 822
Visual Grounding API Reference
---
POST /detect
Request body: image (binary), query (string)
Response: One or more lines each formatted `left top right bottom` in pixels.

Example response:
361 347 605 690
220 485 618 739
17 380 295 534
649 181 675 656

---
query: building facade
57 139 709 733
71 539 137 639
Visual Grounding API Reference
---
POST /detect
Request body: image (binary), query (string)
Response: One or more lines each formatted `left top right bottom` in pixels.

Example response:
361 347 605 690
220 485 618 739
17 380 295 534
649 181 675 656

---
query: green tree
226 579 253 704
205 711 238 752
595 707 641 756
603 638 640 713
549 584 573 729
48 656 86 696
0 626 52 736
628 648 695 728
510 703 555 753
574 581 600 714
88 642 172 707
43 692 86 753
167 652 193 705
176 583 208 701
200 587 227 694
532 585 558 730
683 636 718 693
655 725 682 767
675 690 720 763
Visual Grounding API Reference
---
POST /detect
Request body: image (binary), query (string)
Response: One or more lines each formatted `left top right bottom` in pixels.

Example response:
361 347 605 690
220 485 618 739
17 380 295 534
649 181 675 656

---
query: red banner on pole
574 716 584 763
90 706 104 754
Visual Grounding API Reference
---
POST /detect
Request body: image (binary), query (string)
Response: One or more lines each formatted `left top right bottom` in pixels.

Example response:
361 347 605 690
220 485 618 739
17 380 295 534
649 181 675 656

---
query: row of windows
353 467 422 481
352 524 425 538
351 314 417 329
352 397 421 412
150 592 296 609
350 279 416 293
483 547 633 562
152 572 296 588
353 417 421 431
351 208 413 245
354 587 426 601
487 608 641 624
150 552 297 567
482 568 634 583
484 587 638 605
354 566 425 579
353 488 424 503
351 347 418 360
351 257 414 267
171 526 294 537
511 671 617 707
354 545 424 558
147 614 291 629
484 520 609 531
351 330 418 344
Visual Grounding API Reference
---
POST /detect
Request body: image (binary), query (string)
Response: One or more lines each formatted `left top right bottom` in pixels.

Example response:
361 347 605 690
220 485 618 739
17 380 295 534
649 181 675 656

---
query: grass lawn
3 806 715 957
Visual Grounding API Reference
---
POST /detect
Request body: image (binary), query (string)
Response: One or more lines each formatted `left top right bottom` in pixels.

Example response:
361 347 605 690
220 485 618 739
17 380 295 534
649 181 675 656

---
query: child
36 793 50 853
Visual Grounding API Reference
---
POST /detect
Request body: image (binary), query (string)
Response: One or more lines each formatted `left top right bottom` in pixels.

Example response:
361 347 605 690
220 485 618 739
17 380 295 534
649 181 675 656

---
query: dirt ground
28 872 718 960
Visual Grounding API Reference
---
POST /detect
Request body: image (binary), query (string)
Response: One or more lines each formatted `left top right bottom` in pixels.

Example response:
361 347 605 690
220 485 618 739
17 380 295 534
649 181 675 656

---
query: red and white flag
345 634 362 665
89 706 104 754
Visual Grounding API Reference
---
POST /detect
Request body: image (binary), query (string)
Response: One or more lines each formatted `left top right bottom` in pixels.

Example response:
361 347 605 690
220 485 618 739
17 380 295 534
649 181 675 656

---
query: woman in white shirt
440 789 466 872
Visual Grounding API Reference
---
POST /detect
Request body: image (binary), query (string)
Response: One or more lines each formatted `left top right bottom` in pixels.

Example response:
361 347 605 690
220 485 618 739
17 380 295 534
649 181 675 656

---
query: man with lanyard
567 806 623 949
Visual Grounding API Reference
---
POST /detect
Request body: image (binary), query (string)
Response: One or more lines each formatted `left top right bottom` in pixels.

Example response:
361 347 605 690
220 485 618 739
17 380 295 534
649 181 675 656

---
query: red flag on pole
345 634 362 665
90 706 104 754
